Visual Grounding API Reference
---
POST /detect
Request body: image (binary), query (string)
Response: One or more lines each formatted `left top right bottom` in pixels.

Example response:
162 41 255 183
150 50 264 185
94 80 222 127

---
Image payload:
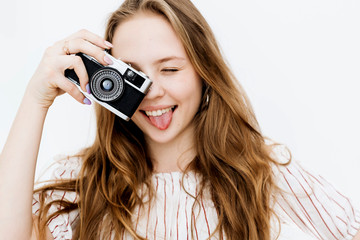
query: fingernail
86 83 91 94
104 40 113 48
104 55 113 65
83 98 91 105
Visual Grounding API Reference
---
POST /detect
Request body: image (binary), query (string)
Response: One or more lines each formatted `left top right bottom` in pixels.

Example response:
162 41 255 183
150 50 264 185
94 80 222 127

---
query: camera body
65 52 152 121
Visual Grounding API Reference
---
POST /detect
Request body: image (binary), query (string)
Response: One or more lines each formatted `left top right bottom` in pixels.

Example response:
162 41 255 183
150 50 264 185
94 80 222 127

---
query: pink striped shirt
32 147 360 239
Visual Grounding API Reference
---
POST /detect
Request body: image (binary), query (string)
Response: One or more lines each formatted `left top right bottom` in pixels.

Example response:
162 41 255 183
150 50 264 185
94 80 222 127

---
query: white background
0 0 359 238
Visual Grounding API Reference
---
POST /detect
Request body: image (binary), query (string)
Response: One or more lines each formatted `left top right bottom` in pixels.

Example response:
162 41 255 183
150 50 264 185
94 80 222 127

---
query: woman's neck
146 127 197 173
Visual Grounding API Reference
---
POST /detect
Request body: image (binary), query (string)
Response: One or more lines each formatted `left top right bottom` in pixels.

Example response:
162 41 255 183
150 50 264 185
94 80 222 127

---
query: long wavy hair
34 0 289 239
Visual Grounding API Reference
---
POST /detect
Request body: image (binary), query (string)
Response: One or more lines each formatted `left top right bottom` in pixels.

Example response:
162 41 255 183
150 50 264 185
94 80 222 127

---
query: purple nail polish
86 84 91 94
83 98 91 105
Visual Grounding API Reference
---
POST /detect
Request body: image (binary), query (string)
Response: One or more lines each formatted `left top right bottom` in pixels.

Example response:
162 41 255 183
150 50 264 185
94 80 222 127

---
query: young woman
0 0 359 239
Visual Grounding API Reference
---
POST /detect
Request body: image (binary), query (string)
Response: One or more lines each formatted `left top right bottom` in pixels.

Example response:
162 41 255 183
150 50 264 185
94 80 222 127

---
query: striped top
32 146 360 240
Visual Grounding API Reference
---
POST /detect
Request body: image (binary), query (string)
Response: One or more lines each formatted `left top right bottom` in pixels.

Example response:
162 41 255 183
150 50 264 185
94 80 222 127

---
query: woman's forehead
111 12 188 65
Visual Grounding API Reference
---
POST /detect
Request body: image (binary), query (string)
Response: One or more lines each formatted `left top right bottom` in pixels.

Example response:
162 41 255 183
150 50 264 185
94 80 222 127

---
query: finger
55 75 90 105
50 29 113 56
68 29 113 50
56 55 89 93
66 38 113 66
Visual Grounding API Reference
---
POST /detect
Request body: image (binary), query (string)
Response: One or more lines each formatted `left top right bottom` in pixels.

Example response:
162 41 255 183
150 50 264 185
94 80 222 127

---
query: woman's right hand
26 29 114 109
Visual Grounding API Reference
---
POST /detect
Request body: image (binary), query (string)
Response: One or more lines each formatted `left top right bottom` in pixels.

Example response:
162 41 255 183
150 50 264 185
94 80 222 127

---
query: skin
0 29 112 239
111 11 203 173
0 11 203 239
0 10 359 240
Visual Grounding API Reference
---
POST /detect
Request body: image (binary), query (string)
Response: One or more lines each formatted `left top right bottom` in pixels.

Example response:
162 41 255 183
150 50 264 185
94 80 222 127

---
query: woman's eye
162 68 178 72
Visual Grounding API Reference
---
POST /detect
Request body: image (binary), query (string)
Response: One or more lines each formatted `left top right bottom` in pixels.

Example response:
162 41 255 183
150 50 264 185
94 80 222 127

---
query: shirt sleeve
272 145 360 240
32 155 81 240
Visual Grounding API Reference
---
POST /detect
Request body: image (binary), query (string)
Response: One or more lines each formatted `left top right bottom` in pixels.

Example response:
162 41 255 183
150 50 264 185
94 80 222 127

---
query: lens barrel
90 67 124 102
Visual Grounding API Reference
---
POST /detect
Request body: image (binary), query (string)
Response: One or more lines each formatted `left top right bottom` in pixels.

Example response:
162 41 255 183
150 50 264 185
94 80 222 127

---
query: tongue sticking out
148 110 173 130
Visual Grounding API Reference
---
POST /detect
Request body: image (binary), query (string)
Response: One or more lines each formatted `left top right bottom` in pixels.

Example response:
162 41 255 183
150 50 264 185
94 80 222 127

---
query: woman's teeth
145 107 173 117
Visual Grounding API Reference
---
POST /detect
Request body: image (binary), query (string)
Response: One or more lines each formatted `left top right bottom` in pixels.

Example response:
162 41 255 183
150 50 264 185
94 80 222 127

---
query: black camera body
65 52 152 121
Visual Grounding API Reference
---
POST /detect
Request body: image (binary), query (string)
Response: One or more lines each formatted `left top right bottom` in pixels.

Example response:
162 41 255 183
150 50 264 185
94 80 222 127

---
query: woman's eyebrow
154 56 186 64
124 56 186 70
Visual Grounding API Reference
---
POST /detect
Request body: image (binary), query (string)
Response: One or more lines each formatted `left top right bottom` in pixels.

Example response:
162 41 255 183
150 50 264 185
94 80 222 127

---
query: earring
202 85 211 109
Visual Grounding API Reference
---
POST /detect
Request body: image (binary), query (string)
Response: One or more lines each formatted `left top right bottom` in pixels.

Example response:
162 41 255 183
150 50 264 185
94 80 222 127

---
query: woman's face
111 11 203 144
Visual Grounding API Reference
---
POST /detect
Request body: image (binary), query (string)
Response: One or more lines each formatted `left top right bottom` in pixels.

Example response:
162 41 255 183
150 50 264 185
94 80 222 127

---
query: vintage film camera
65 52 152 121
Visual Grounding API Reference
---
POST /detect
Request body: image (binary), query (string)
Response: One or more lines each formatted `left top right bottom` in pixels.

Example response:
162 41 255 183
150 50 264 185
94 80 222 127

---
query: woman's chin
143 128 177 145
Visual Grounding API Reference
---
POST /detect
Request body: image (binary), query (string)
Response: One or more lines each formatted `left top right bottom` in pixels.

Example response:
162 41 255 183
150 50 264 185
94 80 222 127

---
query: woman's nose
144 78 165 100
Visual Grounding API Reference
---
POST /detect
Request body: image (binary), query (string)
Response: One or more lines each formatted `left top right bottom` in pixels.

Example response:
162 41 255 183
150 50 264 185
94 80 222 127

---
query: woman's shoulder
50 154 82 180
32 154 82 239
268 143 360 239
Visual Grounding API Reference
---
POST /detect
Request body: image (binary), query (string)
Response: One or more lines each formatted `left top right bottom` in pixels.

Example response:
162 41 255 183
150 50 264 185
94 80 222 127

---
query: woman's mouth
140 106 177 130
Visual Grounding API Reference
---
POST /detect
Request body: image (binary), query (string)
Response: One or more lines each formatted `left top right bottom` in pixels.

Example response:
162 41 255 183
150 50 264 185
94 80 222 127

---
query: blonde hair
35 0 288 239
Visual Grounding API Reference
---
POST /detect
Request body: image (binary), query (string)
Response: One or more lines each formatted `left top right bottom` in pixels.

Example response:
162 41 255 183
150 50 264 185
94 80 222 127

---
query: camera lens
101 79 114 92
90 67 124 102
